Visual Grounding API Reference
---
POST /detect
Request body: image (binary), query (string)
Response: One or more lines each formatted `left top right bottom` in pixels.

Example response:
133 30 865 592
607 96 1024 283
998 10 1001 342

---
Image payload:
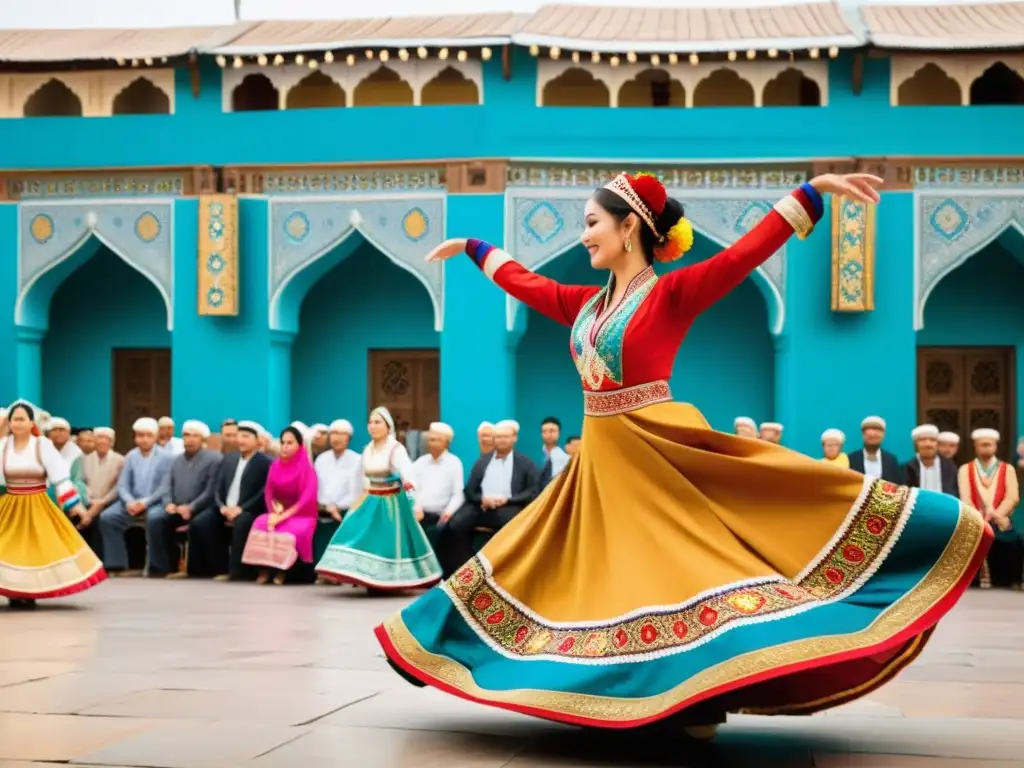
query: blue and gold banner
198 194 238 316
831 196 876 313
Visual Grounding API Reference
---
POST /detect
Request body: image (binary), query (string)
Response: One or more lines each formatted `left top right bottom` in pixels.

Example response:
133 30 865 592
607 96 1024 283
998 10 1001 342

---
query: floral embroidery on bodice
570 267 658 390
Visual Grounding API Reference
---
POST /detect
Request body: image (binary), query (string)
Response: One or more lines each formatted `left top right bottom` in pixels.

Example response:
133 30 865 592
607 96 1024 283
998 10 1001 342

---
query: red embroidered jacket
465 184 823 393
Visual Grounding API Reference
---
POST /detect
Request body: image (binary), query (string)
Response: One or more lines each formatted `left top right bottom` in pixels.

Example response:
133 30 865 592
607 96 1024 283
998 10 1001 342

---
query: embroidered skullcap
37 410 52 431
329 419 353 435
260 427 272 438
133 417 159 434
971 428 1000 442
182 419 211 438
861 415 886 430
237 420 262 436
290 420 309 433
821 428 845 443
495 419 519 434
158 416 174 427
312 423 329 433
369 407 395 433
734 416 756 429
477 421 494 433
429 421 454 440
937 431 960 444
49 417 70 430
911 424 939 440
94 426 115 440
760 422 783 432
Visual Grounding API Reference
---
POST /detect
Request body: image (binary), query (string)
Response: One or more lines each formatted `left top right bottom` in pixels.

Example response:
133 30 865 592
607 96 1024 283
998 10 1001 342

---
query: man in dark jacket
848 415 901 483
435 419 540 578
903 423 958 496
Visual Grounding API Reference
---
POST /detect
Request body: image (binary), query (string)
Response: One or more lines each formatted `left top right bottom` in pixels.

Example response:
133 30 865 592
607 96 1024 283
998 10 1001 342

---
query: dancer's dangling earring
624 236 632 253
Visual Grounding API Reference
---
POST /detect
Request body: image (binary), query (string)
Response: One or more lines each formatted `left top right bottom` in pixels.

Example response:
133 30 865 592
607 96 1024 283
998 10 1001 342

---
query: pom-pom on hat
603 172 694 263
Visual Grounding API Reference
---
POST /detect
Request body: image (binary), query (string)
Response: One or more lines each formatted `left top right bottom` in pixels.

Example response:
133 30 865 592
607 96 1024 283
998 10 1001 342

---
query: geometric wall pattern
268 196 446 331
17 200 175 329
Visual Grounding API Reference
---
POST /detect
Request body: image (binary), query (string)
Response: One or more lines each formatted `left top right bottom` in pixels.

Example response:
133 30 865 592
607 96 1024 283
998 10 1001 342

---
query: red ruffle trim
375 522 992 729
1 566 108 601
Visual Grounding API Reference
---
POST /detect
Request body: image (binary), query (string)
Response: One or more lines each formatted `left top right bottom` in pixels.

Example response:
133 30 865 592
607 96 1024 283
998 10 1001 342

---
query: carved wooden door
112 349 171 455
368 349 440 441
918 347 1016 464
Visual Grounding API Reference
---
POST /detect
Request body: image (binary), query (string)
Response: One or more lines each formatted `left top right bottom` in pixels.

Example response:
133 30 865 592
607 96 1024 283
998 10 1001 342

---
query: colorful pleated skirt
0 489 107 600
376 401 989 728
317 475 442 590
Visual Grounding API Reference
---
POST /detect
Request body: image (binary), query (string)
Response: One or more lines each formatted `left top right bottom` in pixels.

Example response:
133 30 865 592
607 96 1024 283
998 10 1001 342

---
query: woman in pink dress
241 425 318 585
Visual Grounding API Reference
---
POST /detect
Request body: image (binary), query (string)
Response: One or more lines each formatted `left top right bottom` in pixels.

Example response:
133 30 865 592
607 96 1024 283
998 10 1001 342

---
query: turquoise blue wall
291 243 439 424
514 241 774 461
0 204 18 409
42 248 170 425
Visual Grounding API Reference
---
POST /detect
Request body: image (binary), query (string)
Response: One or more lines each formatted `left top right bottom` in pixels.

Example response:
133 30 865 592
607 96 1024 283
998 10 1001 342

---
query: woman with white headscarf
316 406 442 592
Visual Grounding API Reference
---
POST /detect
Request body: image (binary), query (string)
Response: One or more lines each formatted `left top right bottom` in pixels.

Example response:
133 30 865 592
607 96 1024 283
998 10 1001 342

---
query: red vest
967 460 1007 512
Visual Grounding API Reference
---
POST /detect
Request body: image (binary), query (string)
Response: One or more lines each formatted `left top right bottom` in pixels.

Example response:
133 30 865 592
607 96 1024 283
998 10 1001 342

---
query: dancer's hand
809 173 884 204
426 238 468 263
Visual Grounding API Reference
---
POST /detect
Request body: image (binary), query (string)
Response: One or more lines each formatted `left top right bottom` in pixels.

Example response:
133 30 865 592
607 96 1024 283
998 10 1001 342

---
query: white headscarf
370 406 397 444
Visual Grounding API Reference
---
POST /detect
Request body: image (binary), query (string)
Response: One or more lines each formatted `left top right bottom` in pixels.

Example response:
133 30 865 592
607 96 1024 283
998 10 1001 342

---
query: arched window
24 79 82 117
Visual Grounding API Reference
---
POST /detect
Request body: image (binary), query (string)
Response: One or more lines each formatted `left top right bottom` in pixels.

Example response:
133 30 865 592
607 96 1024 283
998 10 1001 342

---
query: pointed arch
916 217 1024 329
352 66 414 106
504 225 783 337
269 212 442 334
421 66 480 105
897 63 961 106
693 69 755 107
23 78 82 117
970 61 1024 105
763 68 822 107
542 68 610 107
286 71 346 109
111 77 171 115
232 72 280 111
16 230 173 331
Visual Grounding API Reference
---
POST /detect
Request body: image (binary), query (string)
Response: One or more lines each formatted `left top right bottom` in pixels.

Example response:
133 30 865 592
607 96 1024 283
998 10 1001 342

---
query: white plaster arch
891 53 1024 106
222 58 483 111
503 207 784 336
105 70 176 114
535 58 828 108
915 213 1024 330
269 207 443 332
15 223 174 331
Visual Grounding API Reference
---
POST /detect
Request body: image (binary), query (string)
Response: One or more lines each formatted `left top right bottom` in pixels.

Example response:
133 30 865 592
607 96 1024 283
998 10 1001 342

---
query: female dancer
374 172 990 735
241 425 317 585
316 406 442 591
0 401 106 609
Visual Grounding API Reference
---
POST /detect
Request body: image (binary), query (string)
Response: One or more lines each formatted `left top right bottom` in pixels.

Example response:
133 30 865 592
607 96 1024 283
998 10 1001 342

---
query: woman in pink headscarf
241 425 318 585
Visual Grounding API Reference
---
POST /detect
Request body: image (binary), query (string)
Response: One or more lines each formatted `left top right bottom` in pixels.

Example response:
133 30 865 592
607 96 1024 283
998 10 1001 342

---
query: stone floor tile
0 673 155 715
0 712 161 762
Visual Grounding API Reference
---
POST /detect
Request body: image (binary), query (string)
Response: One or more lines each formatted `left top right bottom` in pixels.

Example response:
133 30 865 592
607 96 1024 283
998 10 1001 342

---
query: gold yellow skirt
377 402 988 728
0 491 107 599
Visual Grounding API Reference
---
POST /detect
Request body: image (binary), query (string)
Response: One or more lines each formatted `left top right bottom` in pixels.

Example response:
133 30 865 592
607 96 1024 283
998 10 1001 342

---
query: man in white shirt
937 432 960 462
157 417 185 455
48 417 82 463
849 416 901 482
903 424 957 496
538 417 570 487
410 422 465 526
310 423 330 459
314 420 362 522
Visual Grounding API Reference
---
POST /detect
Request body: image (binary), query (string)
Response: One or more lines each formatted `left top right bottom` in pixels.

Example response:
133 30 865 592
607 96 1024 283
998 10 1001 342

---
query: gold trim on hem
382 506 983 723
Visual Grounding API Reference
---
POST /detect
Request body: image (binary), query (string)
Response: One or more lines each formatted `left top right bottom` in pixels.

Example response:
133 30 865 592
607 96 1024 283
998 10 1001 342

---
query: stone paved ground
1 581 1022 767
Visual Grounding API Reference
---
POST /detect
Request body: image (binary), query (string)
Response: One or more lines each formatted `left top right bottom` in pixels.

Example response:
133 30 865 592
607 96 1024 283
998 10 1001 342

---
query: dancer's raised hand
809 173 884 204
426 238 469 263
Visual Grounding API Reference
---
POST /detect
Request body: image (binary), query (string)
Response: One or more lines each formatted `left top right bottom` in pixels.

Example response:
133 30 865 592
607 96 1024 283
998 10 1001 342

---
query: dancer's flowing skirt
317 488 442 590
376 401 990 728
0 490 107 599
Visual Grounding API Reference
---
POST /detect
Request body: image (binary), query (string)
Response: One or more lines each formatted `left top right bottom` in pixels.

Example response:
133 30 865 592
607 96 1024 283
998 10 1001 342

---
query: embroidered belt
583 380 672 416
367 486 401 497
5 482 48 495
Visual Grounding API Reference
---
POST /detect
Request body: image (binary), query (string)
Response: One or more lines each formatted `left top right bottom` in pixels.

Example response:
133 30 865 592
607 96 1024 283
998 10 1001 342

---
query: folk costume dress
0 435 107 600
376 181 991 729
317 413 442 590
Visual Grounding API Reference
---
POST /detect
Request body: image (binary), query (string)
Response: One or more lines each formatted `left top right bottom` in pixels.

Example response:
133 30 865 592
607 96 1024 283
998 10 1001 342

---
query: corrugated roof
512 3 863 52
860 2 1024 49
211 13 528 55
0 25 249 62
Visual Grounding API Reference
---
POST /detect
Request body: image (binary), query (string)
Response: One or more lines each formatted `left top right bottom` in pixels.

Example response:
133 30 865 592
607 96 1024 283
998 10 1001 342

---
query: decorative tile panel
6 173 189 199
506 193 786 335
268 196 445 331
915 193 1024 329
914 166 1024 188
198 195 239 316
507 165 807 191
831 197 876 313
261 168 445 196
17 201 174 329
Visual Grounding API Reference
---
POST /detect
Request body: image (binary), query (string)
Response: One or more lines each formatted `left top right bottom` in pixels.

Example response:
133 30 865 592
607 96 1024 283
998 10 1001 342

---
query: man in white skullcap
734 417 757 439
208 420 273 580
47 417 82 463
410 422 465 527
78 427 126 538
76 428 96 456
98 417 175 575
848 416 901 482
477 421 495 455
150 420 223 577
820 429 848 467
310 423 330 458
959 428 1020 588
435 418 540 578
157 416 185 455
313 419 362 562
937 431 960 462
758 422 783 444
903 424 957 496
